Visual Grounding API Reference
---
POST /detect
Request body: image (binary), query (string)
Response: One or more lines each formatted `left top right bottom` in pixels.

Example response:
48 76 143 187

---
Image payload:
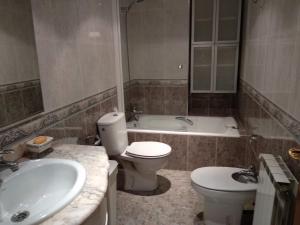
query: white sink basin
0 159 86 225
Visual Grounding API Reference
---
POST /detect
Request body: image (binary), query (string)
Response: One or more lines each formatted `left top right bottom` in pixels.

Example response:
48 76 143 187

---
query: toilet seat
191 167 257 192
125 142 171 159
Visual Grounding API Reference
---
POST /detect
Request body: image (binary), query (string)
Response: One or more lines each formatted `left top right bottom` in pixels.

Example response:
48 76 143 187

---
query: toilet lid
191 167 257 192
126 142 171 158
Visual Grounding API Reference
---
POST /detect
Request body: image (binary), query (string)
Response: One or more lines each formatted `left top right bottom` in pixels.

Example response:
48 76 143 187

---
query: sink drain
11 211 30 223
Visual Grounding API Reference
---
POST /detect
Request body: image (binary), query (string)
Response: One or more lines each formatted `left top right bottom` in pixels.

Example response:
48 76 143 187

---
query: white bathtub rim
127 128 240 138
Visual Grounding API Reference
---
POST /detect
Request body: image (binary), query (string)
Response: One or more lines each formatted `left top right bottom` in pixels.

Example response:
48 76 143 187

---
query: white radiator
253 154 298 225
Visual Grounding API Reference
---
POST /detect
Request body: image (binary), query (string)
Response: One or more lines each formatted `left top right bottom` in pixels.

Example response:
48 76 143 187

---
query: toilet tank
97 112 128 156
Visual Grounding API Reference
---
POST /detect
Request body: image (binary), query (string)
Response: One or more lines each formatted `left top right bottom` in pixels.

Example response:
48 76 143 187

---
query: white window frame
190 0 241 94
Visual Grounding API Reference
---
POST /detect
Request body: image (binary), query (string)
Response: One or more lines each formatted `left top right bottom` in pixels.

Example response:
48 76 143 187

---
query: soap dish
26 136 54 153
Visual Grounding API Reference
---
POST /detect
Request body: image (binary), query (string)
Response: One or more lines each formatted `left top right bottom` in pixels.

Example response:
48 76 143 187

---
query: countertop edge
39 144 110 225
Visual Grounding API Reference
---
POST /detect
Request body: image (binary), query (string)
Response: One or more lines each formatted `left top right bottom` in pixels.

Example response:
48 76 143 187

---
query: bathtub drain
11 211 30 223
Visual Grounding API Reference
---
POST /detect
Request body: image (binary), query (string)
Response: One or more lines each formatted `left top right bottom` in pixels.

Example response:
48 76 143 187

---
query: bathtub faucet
129 107 143 121
0 149 19 172
175 117 193 126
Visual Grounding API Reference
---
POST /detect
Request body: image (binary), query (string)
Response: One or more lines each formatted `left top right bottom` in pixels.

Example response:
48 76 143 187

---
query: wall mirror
0 0 43 130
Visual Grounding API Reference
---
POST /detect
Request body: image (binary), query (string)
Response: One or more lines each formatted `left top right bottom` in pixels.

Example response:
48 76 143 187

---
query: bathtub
127 115 240 137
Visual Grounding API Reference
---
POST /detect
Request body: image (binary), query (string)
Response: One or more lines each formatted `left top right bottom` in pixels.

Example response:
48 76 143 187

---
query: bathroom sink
0 159 86 225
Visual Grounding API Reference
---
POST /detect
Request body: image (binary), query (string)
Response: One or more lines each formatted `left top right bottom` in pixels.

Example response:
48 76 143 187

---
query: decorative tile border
0 87 117 148
241 80 300 143
0 79 41 93
124 79 188 89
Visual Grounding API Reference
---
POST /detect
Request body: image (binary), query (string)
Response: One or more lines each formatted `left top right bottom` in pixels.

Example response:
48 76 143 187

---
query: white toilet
98 112 171 191
191 167 257 225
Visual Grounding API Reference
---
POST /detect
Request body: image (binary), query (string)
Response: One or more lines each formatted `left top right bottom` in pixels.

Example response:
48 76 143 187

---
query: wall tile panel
216 137 246 168
187 136 217 170
161 134 188 170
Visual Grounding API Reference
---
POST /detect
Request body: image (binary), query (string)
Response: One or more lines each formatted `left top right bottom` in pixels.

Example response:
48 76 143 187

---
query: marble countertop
39 144 110 225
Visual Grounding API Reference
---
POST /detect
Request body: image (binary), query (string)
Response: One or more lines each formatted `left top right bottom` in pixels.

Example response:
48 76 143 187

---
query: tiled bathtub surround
189 93 237 117
124 79 188 116
126 0 190 81
0 80 43 127
238 81 300 180
0 87 117 149
128 132 246 171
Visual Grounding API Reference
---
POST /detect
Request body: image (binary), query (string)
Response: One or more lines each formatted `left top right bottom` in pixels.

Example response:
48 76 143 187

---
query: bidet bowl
0 159 86 225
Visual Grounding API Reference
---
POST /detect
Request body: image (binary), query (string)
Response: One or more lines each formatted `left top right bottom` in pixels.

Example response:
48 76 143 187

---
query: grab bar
175 117 193 126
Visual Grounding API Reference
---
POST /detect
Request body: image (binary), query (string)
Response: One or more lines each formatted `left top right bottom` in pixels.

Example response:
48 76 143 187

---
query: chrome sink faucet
0 149 19 172
236 165 258 183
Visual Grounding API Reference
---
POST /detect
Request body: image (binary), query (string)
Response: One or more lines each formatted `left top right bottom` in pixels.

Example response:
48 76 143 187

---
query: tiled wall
122 0 190 116
127 0 190 80
128 131 246 171
189 93 237 117
240 0 300 122
238 81 300 180
39 90 118 145
0 80 43 127
124 80 236 117
31 0 117 112
0 87 117 150
124 79 188 116
239 0 300 180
